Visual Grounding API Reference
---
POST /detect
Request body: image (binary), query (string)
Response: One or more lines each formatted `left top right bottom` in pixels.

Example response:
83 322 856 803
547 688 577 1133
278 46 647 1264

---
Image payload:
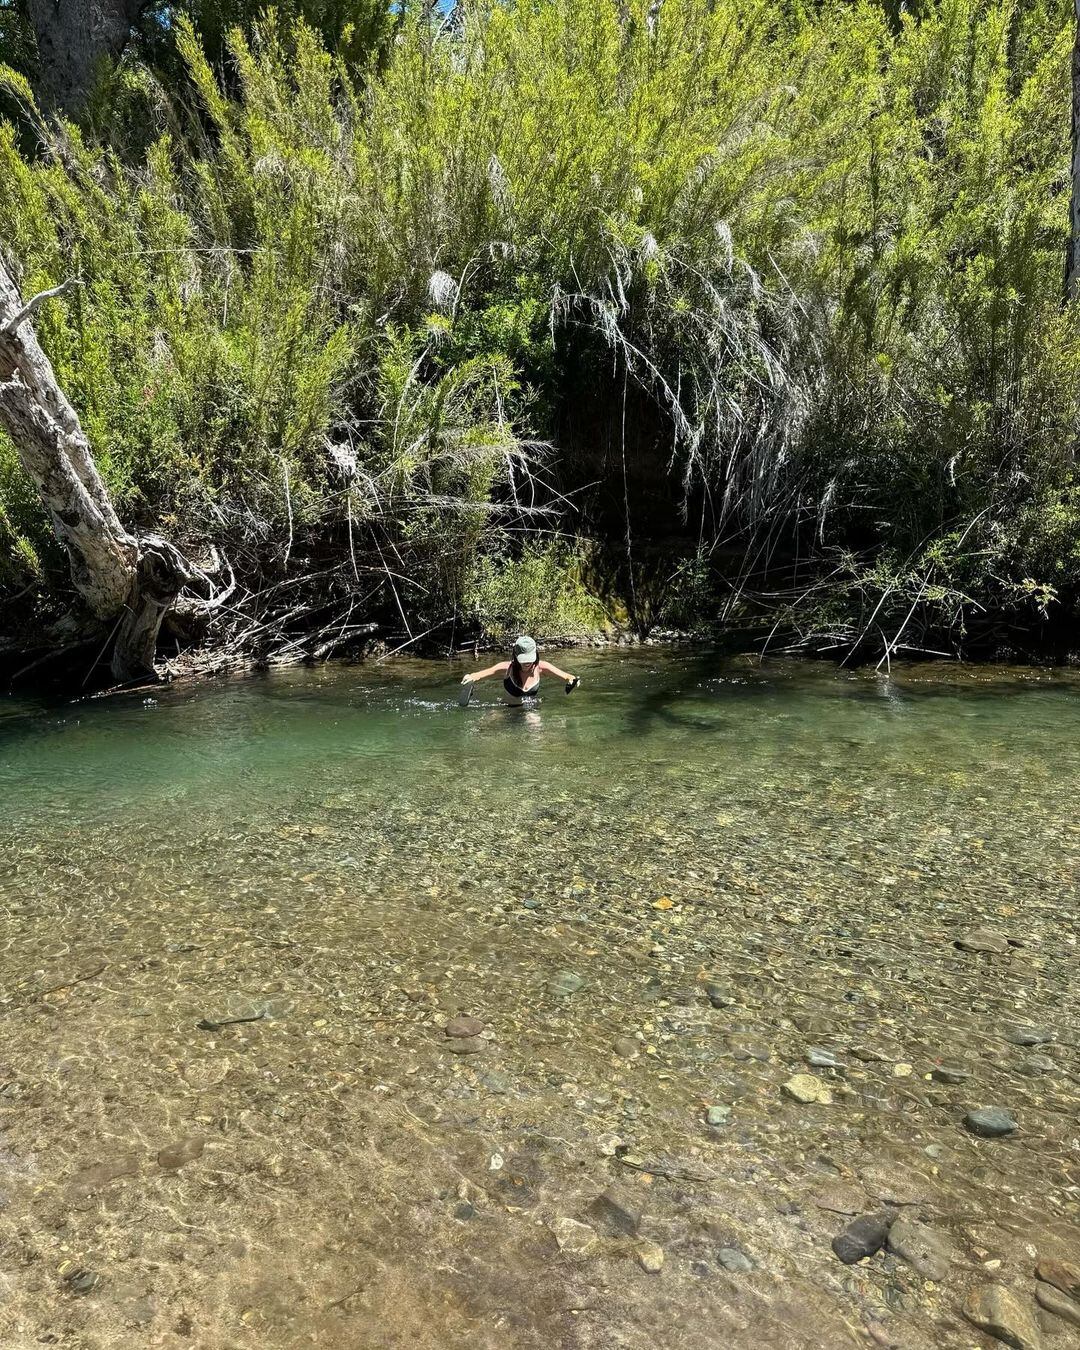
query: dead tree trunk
1069 0 1080 300
24 0 147 118
0 257 194 681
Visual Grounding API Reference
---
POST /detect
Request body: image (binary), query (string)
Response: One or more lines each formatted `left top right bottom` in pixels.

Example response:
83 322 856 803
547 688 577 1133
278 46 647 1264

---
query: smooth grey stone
963 1283 1041 1349
548 970 584 997
932 1065 971 1084
955 930 1010 954
445 1014 485 1038
706 1105 731 1127
717 1246 755 1272
1004 1026 1053 1046
806 1048 843 1069
832 1211 895 1264
964 1106 1017 1137
445 1035 486 1055
1036 1282 1080 1329
65 1269 101 1296
886 1218 953 1281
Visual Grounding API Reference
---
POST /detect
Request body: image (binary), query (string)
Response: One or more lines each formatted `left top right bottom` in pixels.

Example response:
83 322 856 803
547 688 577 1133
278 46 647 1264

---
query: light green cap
512 635 538 663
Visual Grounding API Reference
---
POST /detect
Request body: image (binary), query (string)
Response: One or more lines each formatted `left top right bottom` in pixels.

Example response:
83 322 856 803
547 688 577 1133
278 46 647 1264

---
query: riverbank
6 614 1080 703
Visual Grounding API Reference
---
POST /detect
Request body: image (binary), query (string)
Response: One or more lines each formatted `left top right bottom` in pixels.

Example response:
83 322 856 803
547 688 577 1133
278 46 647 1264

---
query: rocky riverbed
0 652 1077 1348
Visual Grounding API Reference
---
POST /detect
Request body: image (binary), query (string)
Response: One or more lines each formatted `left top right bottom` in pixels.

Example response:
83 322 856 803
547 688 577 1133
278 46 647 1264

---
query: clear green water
0 651 1078 1349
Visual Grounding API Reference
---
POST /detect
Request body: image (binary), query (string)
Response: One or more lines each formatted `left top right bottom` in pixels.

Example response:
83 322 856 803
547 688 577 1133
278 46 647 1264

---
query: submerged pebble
635 1240 664 1273
1035 1282 1080 1329
965 1106 1018 1138
445 1035 486 1055
1036 1258 1080 1299
955 930 1011 954
886 1218 952 1281
445 1014 485 1038
548 970 585 997
783 1073 832 1104
963 1283 1042 1350
63 1268 101 1296
550 1217 598 1256
1002 1025 1053 1046
156 1137 205 1171
831 1211 895 1264
931 1065 971 1084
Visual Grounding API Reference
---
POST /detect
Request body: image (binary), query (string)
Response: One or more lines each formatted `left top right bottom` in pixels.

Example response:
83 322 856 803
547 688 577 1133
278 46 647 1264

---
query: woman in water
460 635 579 704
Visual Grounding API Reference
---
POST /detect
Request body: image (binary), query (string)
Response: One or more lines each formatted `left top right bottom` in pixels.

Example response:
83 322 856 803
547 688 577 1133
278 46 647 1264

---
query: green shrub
464 542 610 640
1 0 1077 644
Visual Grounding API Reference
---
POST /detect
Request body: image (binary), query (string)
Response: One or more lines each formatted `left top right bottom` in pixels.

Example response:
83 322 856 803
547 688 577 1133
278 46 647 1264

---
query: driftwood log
0 257 195 681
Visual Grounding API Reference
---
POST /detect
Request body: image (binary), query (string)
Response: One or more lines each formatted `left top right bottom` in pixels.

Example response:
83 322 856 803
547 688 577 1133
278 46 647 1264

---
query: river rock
550 1217 598 1256
717 1246 755 1272
783 1073 832 1105
477 1070 510 1094
1035 1283 1080 1328
635 1239 664 1273
1036 1259 1080 1299
548 970 584 997
445 1015 485 1038
956 929 1010 954
182 1057 230 1090
1019 1055 1054 1076
963 1283 1042 1349
886 1218 953 1281
445 1035 486 1055
614 1037 640 1058
156 1137 205 1171
806 1048 843 1069
1003 1026 1053 1047
932 1065 971 1084
965 1106 1017 1137
831 1211 895 1264
850 1045 892 1062
64 1268 102 1296
706 1105 731 1126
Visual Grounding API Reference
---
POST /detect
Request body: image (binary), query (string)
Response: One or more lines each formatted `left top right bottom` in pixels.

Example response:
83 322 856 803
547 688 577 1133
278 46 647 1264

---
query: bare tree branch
1 278 82 339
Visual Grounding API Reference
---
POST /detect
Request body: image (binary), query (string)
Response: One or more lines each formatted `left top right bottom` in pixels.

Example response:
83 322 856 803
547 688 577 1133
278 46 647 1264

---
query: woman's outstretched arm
462 662 510 684
539 659 575 682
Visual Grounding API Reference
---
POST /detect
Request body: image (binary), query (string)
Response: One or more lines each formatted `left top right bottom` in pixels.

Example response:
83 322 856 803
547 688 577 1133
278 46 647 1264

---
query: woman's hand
461 673 475 685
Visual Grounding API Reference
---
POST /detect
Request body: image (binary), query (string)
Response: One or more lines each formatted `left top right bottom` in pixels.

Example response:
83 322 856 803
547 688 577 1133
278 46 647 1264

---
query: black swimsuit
503 664 540 699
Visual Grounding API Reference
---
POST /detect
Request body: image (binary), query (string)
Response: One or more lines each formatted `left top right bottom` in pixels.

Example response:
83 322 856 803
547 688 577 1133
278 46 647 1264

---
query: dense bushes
0 0 1077 650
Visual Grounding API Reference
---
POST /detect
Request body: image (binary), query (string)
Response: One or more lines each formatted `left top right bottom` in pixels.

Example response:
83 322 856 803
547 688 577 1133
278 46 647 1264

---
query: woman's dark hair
509 651 538 683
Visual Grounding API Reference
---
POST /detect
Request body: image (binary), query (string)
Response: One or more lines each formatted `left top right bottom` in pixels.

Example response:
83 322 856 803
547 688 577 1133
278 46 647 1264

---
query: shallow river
0 650 1078 1350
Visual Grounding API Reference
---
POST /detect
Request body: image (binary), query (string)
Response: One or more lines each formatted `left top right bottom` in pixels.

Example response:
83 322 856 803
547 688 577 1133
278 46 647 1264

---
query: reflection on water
0 651 1078 1349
